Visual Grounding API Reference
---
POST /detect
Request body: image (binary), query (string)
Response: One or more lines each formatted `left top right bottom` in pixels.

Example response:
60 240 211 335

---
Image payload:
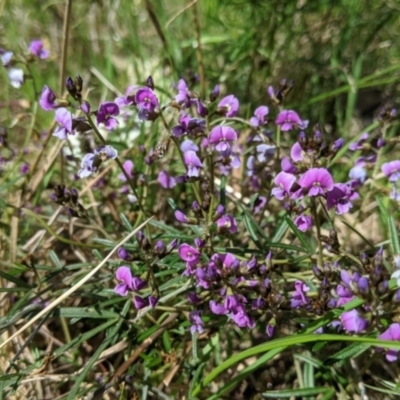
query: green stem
311 197 323 267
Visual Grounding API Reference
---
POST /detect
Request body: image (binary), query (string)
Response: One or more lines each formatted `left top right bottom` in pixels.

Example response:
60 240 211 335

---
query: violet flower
39 85 57 111
175 79 191 107
189 311 204 334
135 87 159 120
53 108 74 140
1 50 13 67
250 106 269 127
114 266 134 296
133 295 148 309
349 132 369 151
378 323 400 362
29 39 49 59
326 183 358 214
381 160 400 182
256 144 275 163
96 102 120 130
217 94 239 117
178 243 201 267
216 214 238 234
294 215 313 232
181 139 199 152
271 171 296 200
340 309 368 333
158 170 177 188
118 160 134 182
115 85 138 107
209 125 238 152
298 168 334 196
291 281 309 308
209 300 228 315
183 150 203 177
275 110 304 131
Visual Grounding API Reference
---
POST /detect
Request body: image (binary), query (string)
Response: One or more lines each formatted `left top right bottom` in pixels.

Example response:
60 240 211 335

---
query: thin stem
192 1 205 98
59 0 73 94
311 197 323 267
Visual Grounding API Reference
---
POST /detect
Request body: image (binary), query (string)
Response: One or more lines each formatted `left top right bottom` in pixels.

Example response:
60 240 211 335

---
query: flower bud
209 84 219 102
377 280 388 295
146 75 154 90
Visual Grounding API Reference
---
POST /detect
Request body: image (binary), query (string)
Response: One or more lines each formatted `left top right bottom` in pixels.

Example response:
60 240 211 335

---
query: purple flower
20 163 30 174
135 87 159 120
349 132 369 151
178 243 201 267
118 160 134 181
175 79 191 107
275 110 304 131
97 102 120 130
181 139 199 152
183 150 203 177
189 311 204 334
29 39 49 59
340 309 368 333
294 215 313 231
216 214 238 234
230 305 255 329
8 68 24 88
95 145 118 160
381 160 400 182
209 126 238 152
209 300 228 315
291 281 309 308
349 165 367 183
271 171 296 200
253 196 267 214
217 95 239 117
250 106 269 127
256 144 275 163
53 108 74 140
133 295 148 309
78 153 96 178
118 247 130 261
39 85 57 111
114 266 134 296
281 157 297 174
378 323 400 362
290 142 304 162
326 183 358 214
115 85 138 107
175 210 189 223
78 145 117 178
158 170 177 188
298 168 334 197
171 113 206 137
1 51 13 67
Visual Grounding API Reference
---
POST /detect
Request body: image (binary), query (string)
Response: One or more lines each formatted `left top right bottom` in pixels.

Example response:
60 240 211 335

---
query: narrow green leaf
262 387 329 398
388 215 400 255
329 342 370 360
0 269 32 289
272 219 288 243
49 250 63 269
120 212 134 232
162 330 171 353
243 212 263 249
285 216 312 253
52 307 120 319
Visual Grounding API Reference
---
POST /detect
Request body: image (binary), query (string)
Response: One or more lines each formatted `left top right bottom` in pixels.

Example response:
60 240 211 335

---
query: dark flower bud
81 101 90 114
360 253 369 266
136 231 145 245
374 247 383 268
214 204 225 219
370 267 383 285
209 85 219 102
357 277 370 296
332 138 344 152
146 75 154 90
118 247 130 261
298 132 307 147
194 238 205 248
313 129 323 145
313 266 323 280
166 238 179 253
154 240 165 255
149 295 158 308
394 289 400 303
70 188 79 204
377 280 388 295
191 201 201 213
75 75 83 93
125 375 133 383
196 100 208 117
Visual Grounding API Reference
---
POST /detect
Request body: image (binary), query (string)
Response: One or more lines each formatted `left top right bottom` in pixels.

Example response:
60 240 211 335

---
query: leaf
388 215 400 255
242 213 263 249
0 269 33 289
272 218 288 243
262 387 330 398
285 216 312 253
52 307 120 320
120 212 134 232
328 342 370 360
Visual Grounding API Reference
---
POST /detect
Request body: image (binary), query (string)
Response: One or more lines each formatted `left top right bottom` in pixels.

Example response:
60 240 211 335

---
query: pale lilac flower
378 323 400 362
175 210 189 223
209 300 228 315
294 215 313 231
175 79 191 107
115 85 138 107
349 165 367 183
256 144 275 163
390 185 400 201
114 266 134 296
281 157 297 174
217 95 239 117
135 87 159 120
340 309 368 333
216 214 238 234
78 145 117 178
209 125 238 152
181 139 199 152
97 102 120 130
189 311 204 334
171 114 206 137
349 132 369 151
381 160 400 182
250 106 269 127
271 171 296 200
95 145 118 160
29 39 49 59
275 110 304 131
298 168 334 196
291 281 309 308
39 85 57 111
183 150 203 177
8 68 24 88
290 141 304 162
53 108 74 140
118 160 134 182
78 153 96 178
158 170 177 188
1 51 13 67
